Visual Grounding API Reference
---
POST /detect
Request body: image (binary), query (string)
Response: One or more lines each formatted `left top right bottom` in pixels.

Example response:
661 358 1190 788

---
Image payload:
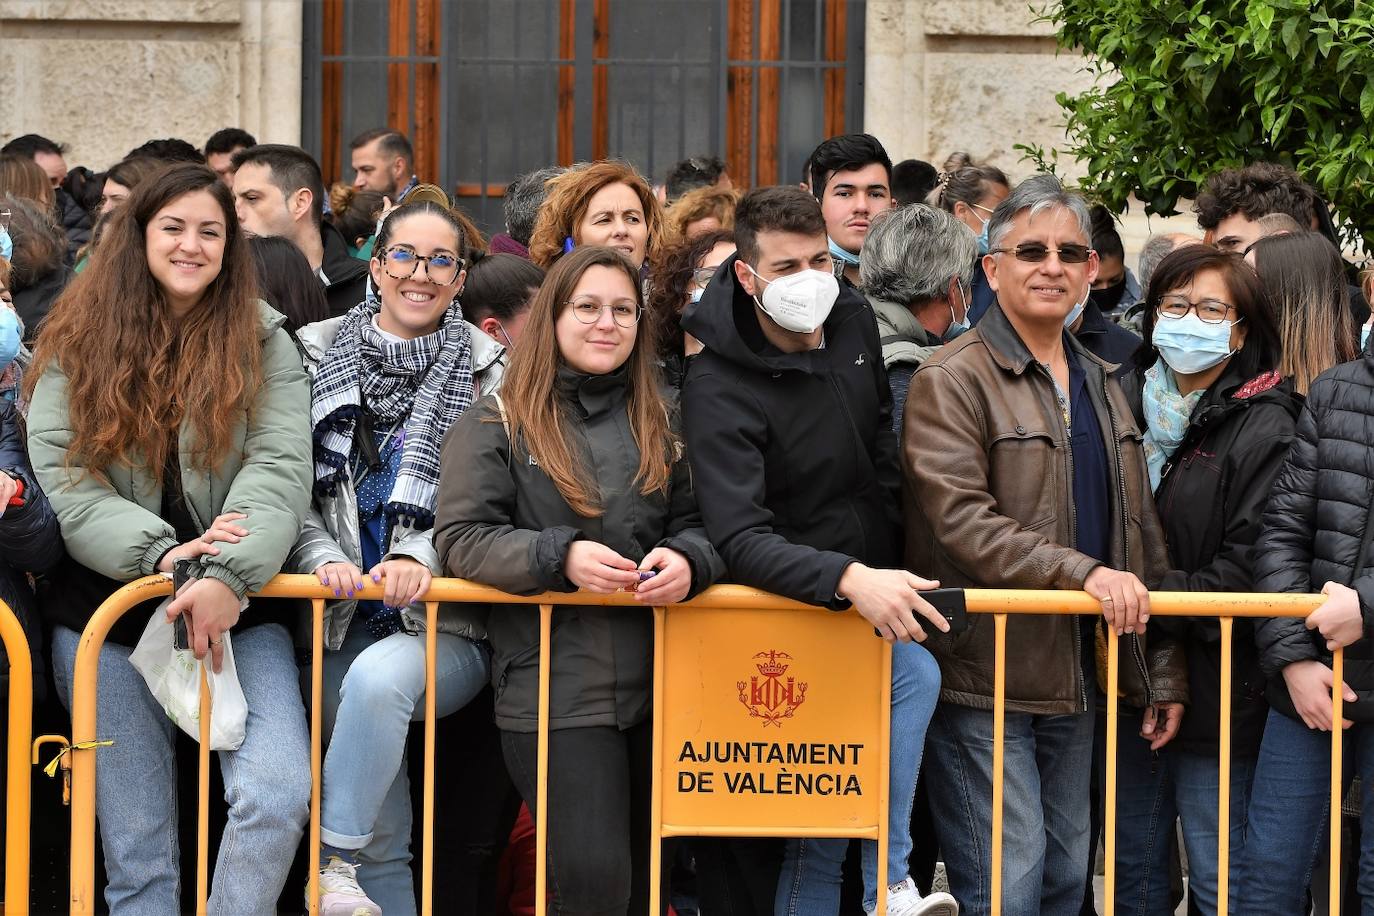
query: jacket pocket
988 425 1059 531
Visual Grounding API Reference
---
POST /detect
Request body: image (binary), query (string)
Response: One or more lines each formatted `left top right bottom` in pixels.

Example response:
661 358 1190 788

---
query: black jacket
55 188 92 265
13 265 72 344
680 255 901 607
1255 351 1374 722
1075 301 1142 370
1125 364 1300 755
320 222 369 317
0 402 62 700
434 368 723 732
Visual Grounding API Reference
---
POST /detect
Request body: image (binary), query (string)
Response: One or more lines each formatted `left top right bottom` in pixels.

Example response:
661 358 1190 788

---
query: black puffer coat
1255 352 1374 722
1124 364 1300 756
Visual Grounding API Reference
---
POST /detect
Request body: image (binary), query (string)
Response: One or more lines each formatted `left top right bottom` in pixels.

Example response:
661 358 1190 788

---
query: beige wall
0 0 303 172
863 0 1199 258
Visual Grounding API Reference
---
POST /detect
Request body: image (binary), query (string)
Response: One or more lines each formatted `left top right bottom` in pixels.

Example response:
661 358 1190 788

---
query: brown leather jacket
901 304 1186 715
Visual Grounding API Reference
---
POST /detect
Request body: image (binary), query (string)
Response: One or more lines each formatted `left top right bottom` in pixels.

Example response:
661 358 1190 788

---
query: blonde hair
528 160 664 270
665 185 739 244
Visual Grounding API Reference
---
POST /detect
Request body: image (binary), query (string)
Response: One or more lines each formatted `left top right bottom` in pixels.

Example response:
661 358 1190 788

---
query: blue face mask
975 217 991 256
1152 313 1241 375
0 308 20 370
0 227 11 262
1063 289 1088 329
1363 323 1371 353
828 237 860 268
943 280 971 342
689 286 706 304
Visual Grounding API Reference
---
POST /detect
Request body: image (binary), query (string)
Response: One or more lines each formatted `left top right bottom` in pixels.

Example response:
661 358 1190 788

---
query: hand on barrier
631 547 691 605
1085 565 1151 635
837 563 948 643
316 561 367 598
1308 582 1365 651
157 511 250 571
370 558 432 608
564 540 643 593
1283 659 1356 731
1140 701 1184 751
166 576 242 674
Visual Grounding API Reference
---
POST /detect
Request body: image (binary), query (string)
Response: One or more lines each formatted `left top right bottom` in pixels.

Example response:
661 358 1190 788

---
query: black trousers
501 721 656 916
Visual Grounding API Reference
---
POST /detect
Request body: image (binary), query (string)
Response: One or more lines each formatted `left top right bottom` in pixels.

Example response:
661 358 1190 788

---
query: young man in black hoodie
680 185 957 916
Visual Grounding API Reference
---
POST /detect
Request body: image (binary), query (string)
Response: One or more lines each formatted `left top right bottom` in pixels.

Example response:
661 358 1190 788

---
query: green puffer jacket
27 301 313 624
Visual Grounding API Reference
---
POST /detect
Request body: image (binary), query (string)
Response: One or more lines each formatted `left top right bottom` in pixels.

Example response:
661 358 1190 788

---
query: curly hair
1193 162 1319 231
664 186 739 245
647 229 734 361
528 160 664 271
24 163 262 482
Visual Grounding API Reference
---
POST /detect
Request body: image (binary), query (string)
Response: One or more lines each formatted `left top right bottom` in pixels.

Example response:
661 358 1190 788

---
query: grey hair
859 204 976 305
503 166 567 247
1137 235 1181 295
986 174 1093 253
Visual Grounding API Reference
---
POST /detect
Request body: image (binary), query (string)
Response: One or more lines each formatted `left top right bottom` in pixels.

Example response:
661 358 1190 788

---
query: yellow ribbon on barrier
42 740 113 779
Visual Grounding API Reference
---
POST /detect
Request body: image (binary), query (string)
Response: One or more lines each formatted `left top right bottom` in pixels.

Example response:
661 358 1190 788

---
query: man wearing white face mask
681 186 958 916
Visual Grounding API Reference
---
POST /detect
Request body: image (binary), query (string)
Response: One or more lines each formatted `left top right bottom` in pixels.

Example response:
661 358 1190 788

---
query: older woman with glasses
1111 244 1297 915
289 197 508 916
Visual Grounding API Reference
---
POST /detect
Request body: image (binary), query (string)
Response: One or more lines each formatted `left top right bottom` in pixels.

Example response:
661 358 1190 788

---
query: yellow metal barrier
0 600 33 915
63 579 1334 916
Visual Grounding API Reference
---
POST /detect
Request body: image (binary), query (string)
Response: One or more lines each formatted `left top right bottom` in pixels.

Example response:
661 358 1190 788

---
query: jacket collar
976 300 1108 378
253 298 288 342
869 296 941 348
295 313 502 373
555 364 629 417
320 222 369 288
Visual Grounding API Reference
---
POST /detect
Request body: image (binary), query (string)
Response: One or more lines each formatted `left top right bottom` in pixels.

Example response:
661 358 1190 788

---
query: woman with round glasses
290 198 507 915
435 245 722 915
1111 244 1297 915
646 228 736 387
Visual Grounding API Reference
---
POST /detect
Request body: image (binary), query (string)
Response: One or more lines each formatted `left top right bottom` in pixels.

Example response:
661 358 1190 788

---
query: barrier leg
1104 630 1118 916
991 613 1007 916
422 602 438 916
195 664 212 914
1331 648 1345 916
535 604 553 916
649 607 665 916
1 606 32 915
876 639 892 915
1218 617 1233 916
308 599 324 916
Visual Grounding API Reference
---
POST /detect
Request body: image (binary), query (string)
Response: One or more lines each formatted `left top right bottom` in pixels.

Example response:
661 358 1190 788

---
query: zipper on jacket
1035 361 1088 713
1102 372 1153 700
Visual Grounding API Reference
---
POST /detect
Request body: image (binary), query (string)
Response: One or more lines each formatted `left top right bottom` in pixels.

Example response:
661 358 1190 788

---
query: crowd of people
0 122 1371 916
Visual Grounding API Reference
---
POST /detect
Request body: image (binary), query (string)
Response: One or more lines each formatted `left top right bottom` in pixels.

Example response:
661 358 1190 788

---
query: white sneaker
315 855 383 916
868 876 960 916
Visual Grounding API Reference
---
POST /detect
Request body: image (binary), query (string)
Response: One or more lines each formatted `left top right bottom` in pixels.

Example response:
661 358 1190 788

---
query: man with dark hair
3 133 91 259
491 166 566 257
1194 162 1320 254
681 185 956 916
232 144 366 317
664 155 731 203
204 128 257 187
125 137 206 165
891 159 940 207
806 133 895 287
349 128 417 200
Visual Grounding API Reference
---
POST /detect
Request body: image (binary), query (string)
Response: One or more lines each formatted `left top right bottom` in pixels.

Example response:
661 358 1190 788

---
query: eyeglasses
687 266 718 289
567 297 643 328
990 242 1093 264
380 246 464 286
1156 295 1236 324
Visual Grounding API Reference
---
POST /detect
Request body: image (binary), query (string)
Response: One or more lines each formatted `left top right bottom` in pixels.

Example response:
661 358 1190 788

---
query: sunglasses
990 242 1093 264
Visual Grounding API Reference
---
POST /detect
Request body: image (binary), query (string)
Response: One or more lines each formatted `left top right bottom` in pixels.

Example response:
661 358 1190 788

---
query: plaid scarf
311 295 475 530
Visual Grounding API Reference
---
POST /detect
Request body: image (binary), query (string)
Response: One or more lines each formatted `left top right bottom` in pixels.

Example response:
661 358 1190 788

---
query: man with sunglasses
901 175 1185 915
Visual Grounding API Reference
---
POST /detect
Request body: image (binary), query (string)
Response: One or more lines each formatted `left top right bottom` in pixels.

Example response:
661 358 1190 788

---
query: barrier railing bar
196 665 211 915
1 601 33 915
1104 629 1119 916
1218 616 1233 916
991 612 1007 916
421 601 439 916
649 607 666 916
534 603 553 916
1332 648 1345 914
655 825 882 838
309 598 324 916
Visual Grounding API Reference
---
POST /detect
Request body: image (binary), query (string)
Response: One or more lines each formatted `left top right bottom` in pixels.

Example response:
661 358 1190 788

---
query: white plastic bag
128 596 248 751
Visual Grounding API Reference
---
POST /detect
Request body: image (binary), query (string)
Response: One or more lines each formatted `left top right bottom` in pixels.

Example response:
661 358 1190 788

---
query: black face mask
1089 277 1127 314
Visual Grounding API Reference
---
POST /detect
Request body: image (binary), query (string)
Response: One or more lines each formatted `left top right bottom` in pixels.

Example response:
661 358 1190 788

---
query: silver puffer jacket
287 314 507 650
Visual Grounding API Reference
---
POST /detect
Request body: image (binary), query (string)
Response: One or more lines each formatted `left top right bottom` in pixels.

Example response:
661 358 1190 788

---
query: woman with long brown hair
527 160 666 273
25 162 314 915
434 245 721 915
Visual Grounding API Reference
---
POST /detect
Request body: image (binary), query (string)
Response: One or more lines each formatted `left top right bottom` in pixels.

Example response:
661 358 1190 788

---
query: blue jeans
923 701 1094 916
315 624 490 916
1111 723 1254 916
774 641 941 914
52 623 311 916
1234 707 1374 916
